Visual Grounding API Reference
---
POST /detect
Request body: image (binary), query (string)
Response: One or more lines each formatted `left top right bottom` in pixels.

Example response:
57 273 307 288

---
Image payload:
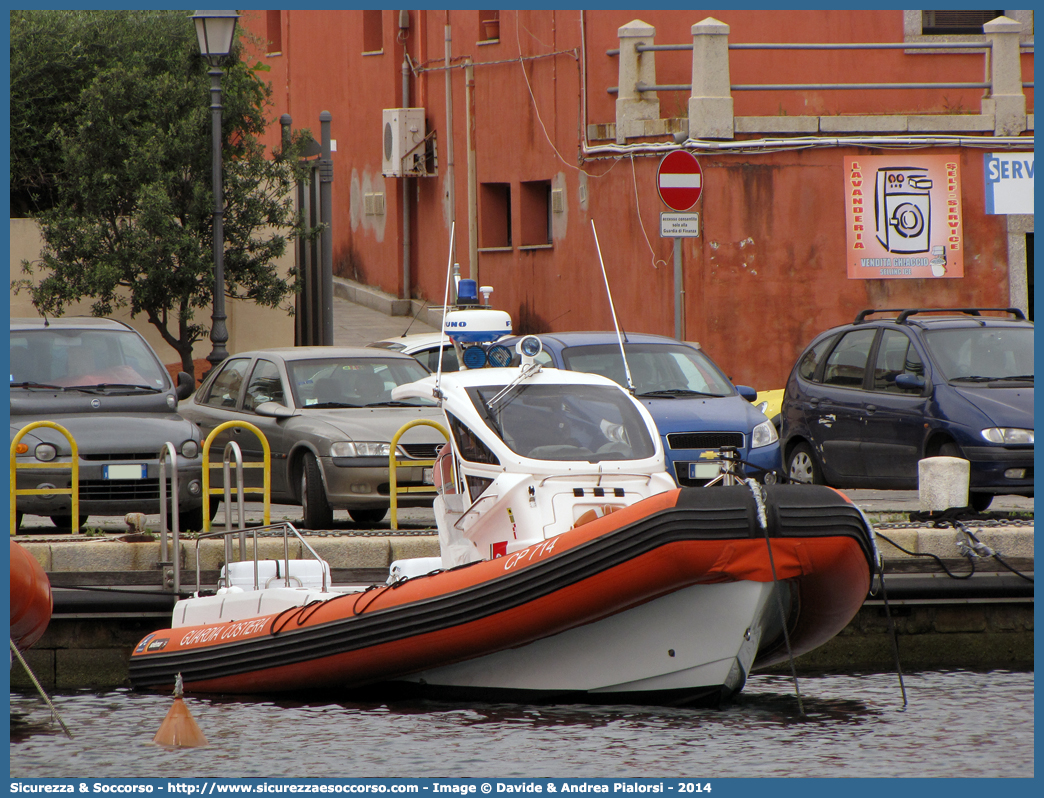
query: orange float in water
153 675 207 748
10 540 53 653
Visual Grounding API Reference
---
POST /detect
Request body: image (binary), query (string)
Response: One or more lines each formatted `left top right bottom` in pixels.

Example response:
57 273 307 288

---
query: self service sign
845 155 964 279
985 152 1034 215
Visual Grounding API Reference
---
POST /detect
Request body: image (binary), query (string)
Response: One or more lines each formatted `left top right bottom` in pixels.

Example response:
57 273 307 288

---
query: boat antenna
398 300 429 338
591 219 634 393
434 222 456 398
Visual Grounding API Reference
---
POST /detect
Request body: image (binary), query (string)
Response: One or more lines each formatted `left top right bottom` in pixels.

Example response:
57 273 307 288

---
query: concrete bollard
918 456 970 511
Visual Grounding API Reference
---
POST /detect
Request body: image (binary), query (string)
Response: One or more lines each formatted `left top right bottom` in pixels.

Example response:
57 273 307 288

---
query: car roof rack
854 308 1027 325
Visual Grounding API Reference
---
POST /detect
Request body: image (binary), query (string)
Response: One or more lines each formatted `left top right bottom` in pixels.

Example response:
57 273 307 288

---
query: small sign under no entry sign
660 212 700 237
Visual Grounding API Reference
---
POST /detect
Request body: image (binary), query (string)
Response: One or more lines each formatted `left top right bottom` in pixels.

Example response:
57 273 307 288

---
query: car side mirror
735 384 758 401
254 401 297 419
894 373 925 391
176 371 195 400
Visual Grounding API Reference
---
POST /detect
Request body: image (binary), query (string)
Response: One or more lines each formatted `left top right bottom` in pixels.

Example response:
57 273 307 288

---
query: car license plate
104 464 147 480
688 462 719 480
423 468 434 485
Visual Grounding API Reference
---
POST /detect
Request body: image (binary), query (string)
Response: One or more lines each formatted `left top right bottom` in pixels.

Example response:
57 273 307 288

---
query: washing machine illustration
875 167 933 253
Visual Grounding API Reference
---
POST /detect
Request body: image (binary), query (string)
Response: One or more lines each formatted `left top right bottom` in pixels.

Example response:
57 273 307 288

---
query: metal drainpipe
402 55 412 302
465 57 477 284
444 23 456 269
319 111 334 346
281 114 302 346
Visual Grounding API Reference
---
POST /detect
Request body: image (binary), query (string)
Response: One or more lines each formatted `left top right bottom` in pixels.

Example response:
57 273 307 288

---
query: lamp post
192 10 239 371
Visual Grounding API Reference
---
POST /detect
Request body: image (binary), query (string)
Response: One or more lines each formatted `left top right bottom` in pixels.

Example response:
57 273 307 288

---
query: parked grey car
10 317 203 532
180 347 447 528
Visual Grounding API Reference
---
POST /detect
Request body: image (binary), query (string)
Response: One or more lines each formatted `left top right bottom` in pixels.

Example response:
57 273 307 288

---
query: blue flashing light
461 345 488 369
457 279 478 303
487 345 513 368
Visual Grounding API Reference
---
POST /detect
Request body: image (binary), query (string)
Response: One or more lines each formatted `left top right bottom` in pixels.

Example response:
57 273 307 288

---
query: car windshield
561 343 734 397
923 327 1034 382
10 328 168 391
468 383 656 462
288 357 437 407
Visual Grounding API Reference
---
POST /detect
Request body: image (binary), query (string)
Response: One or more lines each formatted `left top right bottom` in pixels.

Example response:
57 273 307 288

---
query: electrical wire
630 153 667 270
510 11 617 181
583 134 1033 161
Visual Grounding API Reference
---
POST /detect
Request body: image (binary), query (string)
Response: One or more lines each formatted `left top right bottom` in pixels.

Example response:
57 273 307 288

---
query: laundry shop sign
844 155 964 279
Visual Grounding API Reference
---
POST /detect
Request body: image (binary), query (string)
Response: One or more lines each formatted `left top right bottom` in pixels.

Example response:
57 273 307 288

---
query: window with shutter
921 10 1004 35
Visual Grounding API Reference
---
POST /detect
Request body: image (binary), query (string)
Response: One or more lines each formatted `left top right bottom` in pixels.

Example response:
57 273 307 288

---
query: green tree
11 10 314 373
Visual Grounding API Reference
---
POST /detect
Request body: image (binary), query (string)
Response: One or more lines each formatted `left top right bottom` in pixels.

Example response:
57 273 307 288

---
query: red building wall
240 9 1030 388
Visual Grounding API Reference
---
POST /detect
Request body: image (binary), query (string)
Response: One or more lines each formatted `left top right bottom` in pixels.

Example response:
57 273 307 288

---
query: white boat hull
396 580 784 705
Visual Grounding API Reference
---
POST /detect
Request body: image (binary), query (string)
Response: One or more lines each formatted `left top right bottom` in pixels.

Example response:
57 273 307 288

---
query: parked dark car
498 332 781 485
780 308 1033 510
10 317 203 531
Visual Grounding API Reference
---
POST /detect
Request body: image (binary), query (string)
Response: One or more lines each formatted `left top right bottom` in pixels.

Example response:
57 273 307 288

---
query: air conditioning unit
382 108 427 177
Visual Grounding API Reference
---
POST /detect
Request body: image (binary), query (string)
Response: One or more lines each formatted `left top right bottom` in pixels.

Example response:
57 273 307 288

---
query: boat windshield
468 383 657 462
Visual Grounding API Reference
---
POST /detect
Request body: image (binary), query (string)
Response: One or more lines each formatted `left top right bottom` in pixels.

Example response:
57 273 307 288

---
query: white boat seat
221 559 332 591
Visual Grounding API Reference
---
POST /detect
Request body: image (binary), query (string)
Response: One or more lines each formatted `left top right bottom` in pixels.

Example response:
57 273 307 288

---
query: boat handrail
157 442 181 593
537 472 654 487
192 521 329 595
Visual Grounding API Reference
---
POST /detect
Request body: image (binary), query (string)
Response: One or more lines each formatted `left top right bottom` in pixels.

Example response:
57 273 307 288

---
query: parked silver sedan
180 347 447 528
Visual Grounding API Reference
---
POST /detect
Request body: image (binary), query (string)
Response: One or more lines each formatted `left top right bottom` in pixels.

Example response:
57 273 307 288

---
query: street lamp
191 10 239 371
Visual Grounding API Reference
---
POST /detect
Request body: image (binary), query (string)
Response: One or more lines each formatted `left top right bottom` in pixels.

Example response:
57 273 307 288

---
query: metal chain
873 516 1032 531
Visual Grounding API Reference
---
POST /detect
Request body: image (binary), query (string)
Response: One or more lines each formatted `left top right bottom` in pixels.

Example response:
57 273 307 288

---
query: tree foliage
11 10 315 372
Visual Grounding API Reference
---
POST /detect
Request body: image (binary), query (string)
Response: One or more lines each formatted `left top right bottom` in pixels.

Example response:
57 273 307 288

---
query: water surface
9 670 1033 779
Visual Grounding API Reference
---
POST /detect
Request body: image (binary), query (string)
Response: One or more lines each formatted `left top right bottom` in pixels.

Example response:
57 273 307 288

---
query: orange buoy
10 540 53 653
153 674 207 748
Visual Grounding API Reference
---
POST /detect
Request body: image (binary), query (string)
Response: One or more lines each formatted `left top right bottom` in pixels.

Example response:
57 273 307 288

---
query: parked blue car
498 332 781 485
780 308 1033 511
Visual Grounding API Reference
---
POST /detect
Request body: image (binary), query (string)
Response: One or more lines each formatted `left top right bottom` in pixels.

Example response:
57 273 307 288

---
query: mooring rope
10 639 73 738
745 479 804 716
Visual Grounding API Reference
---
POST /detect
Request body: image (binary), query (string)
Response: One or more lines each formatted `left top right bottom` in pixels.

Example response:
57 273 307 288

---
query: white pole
435 222 456 395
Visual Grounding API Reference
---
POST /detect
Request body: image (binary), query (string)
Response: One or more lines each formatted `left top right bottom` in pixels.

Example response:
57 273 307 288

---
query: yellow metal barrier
389 419 450 530
11 421 79 535
202 421 271 532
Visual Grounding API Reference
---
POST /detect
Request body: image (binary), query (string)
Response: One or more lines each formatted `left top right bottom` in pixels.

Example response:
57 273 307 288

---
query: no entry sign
657 151 703 211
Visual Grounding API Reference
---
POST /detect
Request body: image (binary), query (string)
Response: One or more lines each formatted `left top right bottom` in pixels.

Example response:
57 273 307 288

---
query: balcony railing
606 16 1032 143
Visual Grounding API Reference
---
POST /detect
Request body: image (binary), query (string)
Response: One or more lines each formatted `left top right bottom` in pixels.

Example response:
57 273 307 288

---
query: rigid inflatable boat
10 540 53 655
130 339 878 705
